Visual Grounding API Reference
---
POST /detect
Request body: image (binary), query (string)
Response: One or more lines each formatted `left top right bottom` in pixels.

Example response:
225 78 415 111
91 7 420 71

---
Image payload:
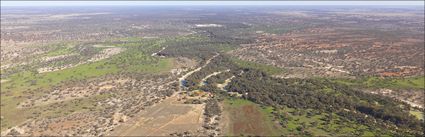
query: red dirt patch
229 103 272 136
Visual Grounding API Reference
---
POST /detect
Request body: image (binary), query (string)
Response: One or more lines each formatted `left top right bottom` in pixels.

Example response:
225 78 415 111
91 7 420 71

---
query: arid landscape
1 3 424 136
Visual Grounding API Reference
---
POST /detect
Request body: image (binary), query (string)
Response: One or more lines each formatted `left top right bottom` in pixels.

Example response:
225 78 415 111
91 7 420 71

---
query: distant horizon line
2 5 425 7
1 1 424 7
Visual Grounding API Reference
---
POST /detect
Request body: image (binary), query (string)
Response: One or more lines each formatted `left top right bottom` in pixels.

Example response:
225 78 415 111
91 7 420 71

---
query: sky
1 1 424 7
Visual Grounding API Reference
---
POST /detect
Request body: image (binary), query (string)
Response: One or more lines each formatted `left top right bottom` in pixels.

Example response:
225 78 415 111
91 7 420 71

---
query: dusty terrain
1 5 423 136
110 93 205 136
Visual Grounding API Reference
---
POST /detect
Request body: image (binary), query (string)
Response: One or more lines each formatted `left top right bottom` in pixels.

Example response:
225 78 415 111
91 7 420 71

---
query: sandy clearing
41 53 78 62
92 44 116 48
37 47 124 73
109 95 205 136
110 54 220 136
0 79 9 83
195 24 223 28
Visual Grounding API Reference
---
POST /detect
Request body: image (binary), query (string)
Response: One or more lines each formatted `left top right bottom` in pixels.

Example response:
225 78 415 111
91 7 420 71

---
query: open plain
1 4 424 136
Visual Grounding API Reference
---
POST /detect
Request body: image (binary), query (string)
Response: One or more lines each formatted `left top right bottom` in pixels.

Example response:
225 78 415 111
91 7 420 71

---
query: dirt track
109 54 221 136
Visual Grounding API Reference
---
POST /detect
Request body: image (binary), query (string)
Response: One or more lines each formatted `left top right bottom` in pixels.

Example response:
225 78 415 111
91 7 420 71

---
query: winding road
110 53 220 136
199 69 230 86
178 53 219 92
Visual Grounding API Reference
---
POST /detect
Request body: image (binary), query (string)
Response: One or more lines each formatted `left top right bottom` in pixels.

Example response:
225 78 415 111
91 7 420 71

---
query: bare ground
109 94 205 136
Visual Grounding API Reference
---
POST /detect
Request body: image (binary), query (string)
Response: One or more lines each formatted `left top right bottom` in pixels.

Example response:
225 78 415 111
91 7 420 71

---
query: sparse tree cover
1 5 424 137
204 99 221 117
226 69 424 135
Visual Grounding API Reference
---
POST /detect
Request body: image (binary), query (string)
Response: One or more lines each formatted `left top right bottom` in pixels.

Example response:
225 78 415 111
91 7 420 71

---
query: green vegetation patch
273 107 384 136
0 37 176 131
226 69 423 136
127 58 174 73
44 43 77 57
410 110 424 120
45 47 74 57
0 61 119 130
332 76 424 90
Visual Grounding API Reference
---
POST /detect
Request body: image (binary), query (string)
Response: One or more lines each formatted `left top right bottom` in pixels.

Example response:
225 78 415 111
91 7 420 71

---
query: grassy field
45 46 74 57
332 76 424 90
43 42 79 57
223 98 283 136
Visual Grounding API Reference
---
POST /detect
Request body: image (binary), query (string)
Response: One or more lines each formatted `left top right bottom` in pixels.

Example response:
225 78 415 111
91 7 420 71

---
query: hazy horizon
1 1 424 7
